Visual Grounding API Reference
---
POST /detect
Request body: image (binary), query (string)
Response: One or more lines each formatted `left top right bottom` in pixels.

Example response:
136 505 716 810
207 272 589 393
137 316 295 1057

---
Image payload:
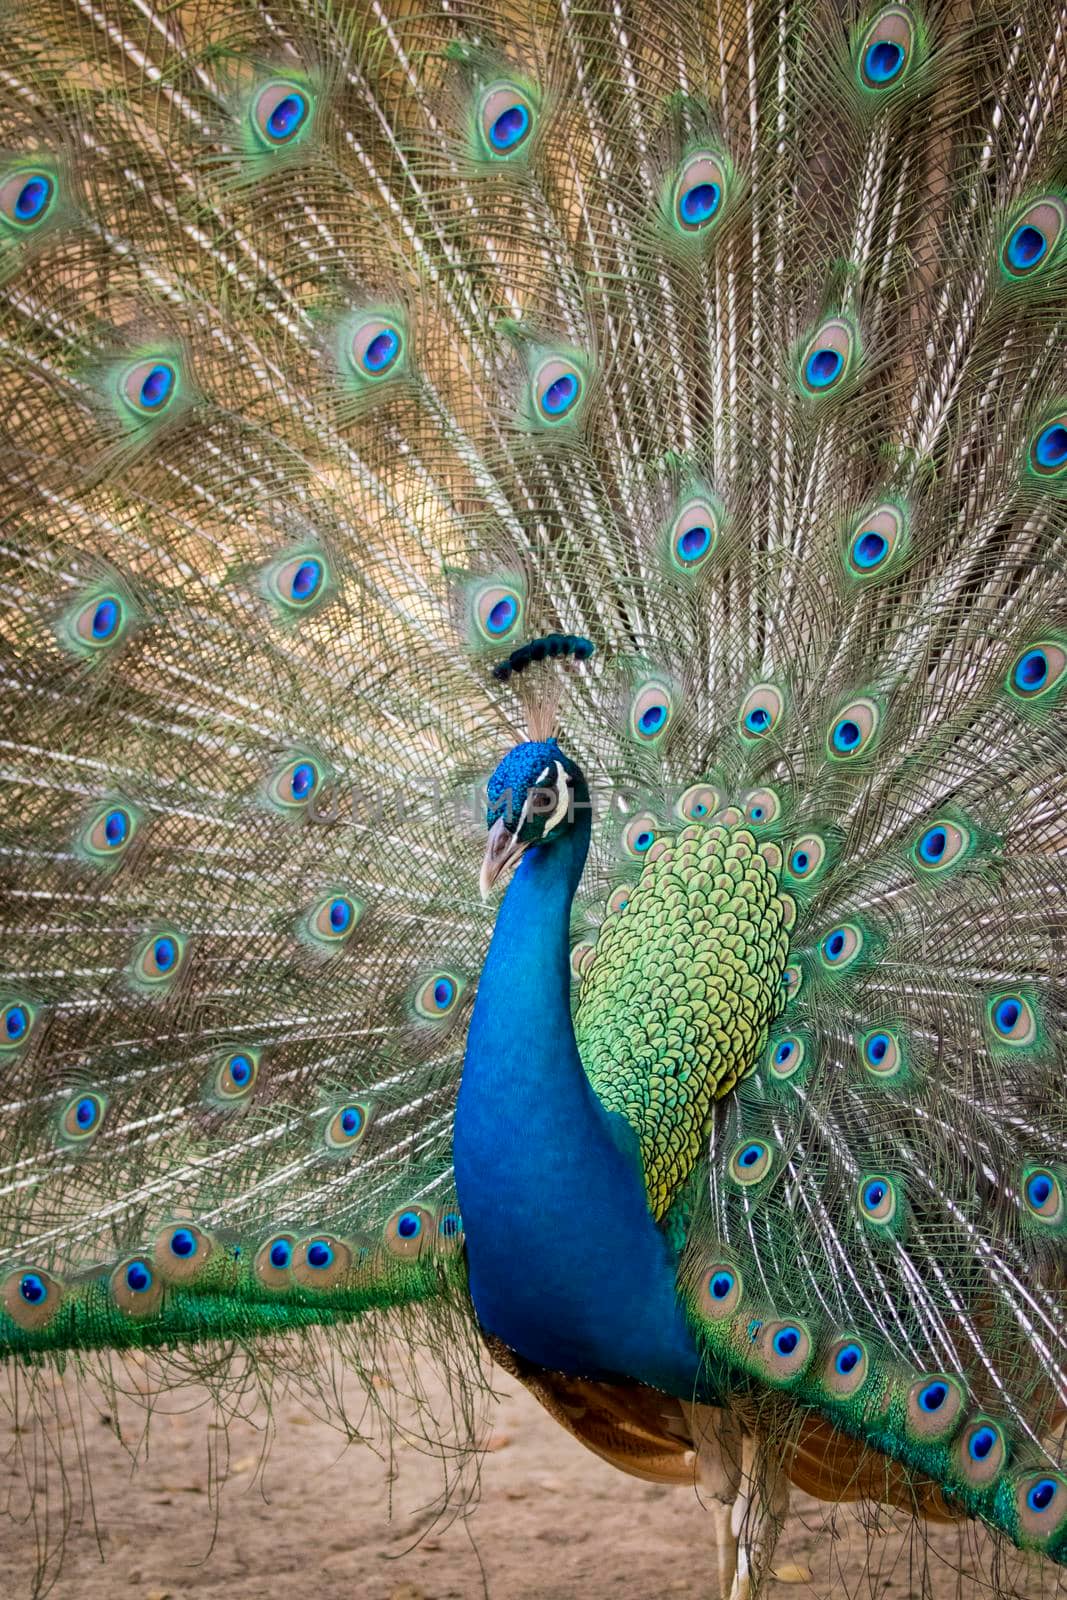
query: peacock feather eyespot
120 358 179 418
254 1232 296 1291
668 496 723 574
262 552 331 617
384 1205 434 1259
629 680 674 745
291 1234 354 1290
325 1100 371 1152
3 1266 64 1332
622 813 660 858
986 991 1038 1048
728 1139 773 1186
1006 640 1066 703
677 782 722 823
822 1337 870 1398
860 1027 903 1078
742 788 781 828
1015 1472 1067 1542
906 1373 965 1440
533 356 584 424
856 6 918 92
785 833 827 884
265 751 326 813
819 921 864 971
78 799 140 866
58 1090 107 1147
1028 414 1067 481
845 504 906 579
479 84 536 157
956 1419 1006 1486
252 81 312 147
738 683 785 741
910 816 973 875
798 318 858 398
673 153 729 236
128 928 187 993
473 583 523 645
413 971 466 1020
154 1222 213 1282
606 884 632 915
207 1048 261 1107
696 1262 743 1319
1001 197 1066 280
827 697 880 759
1021 1165 1064 1226
111 1256 163 1319
348 315 405 381
858 1173 897 1225
59 585 136 660
752 1319 812 1384
767 1033 807 1081
1 998 37 1053
300 892 364 953
0 167 57 230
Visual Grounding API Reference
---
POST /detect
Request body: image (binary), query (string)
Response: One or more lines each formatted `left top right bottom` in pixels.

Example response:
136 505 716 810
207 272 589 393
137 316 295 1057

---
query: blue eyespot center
75 1096 97 1129
104 809 128 846
863 1180 887 1211
433 978 455 1009
634 830 654 852
866 1033 890 1064
854 530 888 568
397 1211 421 1239
1008 224 1047 270
5 1005 28 1041
773 1326 800 1357
746 707 771 732
14 175 53 222
487 596 517 634
19 1273 47 1305
639 703 667 735
919 825 946 862
836 1343 861 1376
1028 1479 1058 1514
1027 1172 1054 1209
919 1381 948 1412
269 1239 292 1269
1015 649 1048 691
92 599 120 640
1036 424 1067 469
153 936 176 972
290 559 322 601
125 1261 152 1293
139 364 173 410
969 1426 997 1461
825 931 845 959
267 92 308 142
678 524 712 562
329 898 351 933
170 1227 197 1258
994 997 1021 1034
229 1054 252 1086
290 762 316 799
679 182 721 226
805 347 844 388
307 1240 334 1269
489 103 530 151
542 372 579 416
340 1106 363 1137
362 327 399 373
774 1041 794 1065
832 718 860 751
710 1271 734 1300
865 39 905 82
739 1142 765 1168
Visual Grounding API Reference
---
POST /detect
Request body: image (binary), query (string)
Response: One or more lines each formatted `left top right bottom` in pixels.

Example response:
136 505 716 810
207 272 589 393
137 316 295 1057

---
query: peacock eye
743 788 780 827
252 81 311 146
859 1174 897 1224
1001 197 1065 278
1 1000 36 1051
856 6 916 89
1022 1166 1064 1224
315 896 357 939
130 929 186 990
58 1090 106 1145
622 813 660 857
384 1205 435 1258
1029 416 1067 478
738 683 784 740
480 85 535 155
677 783 722 823
87 805 132 855
911 817 971 874
629 681 674 744
673 153 727 233
414 971 465 1019
669 497 721 572
0 169 56 228
71 593 126 647
767 1034 805 1079
325 1101 370 1150
120 359 178 416
1007 641 1066 701
861 1028 902 1076
534 357 583 423
210 1049 260 1105
474 584 522 643
785 833 826 882
728 1139 773 1185
274 555 323 606
846 504 906 578
349 316 404 379
606 884 631 915
827 697 879 758
698 1262 743 1318
987 991 1038 1047
819 921 864 970
799 319 856 395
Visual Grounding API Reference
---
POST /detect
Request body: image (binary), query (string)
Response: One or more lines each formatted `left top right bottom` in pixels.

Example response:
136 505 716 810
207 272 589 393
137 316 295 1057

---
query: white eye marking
520 760 570 835
543 761 570 833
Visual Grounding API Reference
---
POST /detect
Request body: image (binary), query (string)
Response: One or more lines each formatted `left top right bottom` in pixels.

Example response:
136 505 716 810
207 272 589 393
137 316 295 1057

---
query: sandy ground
1 1351 1063 1600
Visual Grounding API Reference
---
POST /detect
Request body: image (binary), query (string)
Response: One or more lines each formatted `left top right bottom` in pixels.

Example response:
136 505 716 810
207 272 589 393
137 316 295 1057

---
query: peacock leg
682 1401 744 1600
728 1429 792 1600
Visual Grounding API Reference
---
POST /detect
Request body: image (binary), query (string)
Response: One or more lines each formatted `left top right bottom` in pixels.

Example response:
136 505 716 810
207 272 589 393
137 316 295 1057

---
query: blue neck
454 813 706 1397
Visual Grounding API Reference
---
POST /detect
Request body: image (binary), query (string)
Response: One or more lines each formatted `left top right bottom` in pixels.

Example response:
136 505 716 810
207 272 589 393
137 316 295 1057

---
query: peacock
1 0 1066 1594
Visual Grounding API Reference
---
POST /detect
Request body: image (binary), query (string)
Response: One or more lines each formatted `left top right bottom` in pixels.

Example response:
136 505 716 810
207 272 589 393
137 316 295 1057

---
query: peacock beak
480 817 530 901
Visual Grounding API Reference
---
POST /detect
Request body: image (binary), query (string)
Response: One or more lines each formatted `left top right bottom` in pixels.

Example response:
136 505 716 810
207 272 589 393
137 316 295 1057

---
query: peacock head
480 739 588 898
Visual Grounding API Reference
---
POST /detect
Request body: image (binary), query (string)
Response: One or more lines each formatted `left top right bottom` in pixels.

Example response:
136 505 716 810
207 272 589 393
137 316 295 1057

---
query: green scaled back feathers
1 0 1066 1589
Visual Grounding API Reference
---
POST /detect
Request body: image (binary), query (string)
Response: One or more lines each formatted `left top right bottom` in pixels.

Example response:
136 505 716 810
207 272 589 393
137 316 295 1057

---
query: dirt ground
1 1350 1062 1600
